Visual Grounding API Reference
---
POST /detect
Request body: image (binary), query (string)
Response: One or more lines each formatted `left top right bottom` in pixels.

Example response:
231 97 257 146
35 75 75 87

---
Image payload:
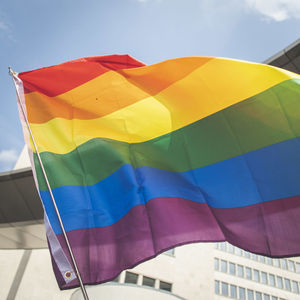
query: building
1 39 300 300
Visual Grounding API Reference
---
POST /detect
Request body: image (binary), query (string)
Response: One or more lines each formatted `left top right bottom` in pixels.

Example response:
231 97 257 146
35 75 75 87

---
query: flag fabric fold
17 54 300 289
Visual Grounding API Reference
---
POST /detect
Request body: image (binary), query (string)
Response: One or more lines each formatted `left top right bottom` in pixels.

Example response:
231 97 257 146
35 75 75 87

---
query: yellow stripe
29 57 300 154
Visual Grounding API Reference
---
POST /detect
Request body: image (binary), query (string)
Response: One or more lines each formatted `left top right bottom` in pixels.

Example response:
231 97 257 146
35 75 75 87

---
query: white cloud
0 21 9 31
245 0 300 21
0 149 18 171
0 10 15 42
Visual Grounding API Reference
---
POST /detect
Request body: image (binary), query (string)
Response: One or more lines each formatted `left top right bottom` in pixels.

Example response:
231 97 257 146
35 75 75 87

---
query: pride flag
16 55 300 289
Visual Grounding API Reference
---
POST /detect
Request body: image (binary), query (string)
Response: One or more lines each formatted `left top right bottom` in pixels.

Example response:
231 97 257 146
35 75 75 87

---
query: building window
264 294 270 300
269 274 275 287
266 257 272 265
296 262 300 273
228 243 234 253
244 251 250 259
230 284 237 299
251 253 258 260
247 289 254 300
284 278 291 291
259 255 265 263
237 265 244 278
273 259 280 268
221 282 229 296
245 267 252 280
235 248 243 256
253 269 260 282
160 281 172 292
215 280 220 294
112 274 120 282
261 272 268 284
229 262 236 275
271 297 278 300
288 260 295 272
277 276 283 289
125 272 138 284
214 243 219 249
220 242 226 251
214 258 219 271
292 280 299 294
239 287 246 300
256 291 262 300
164 248 175 256
142 276 155 287
280 259 287 270
221 260 227 273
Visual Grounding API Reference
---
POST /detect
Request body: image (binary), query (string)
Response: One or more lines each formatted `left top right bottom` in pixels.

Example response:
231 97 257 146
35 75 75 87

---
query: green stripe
35 78 300 190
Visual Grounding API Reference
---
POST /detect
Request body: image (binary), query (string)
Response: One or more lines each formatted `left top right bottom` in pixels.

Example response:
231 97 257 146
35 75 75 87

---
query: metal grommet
65 271 72 279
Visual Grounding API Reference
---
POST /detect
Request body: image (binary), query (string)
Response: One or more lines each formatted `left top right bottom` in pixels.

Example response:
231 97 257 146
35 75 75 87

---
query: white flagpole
9 67 90 300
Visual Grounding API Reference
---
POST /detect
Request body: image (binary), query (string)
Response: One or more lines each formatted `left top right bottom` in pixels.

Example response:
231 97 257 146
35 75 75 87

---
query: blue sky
0 0 300 171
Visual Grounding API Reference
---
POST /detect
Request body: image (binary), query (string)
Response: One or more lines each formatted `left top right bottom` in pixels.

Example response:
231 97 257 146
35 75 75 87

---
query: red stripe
19 55 145 97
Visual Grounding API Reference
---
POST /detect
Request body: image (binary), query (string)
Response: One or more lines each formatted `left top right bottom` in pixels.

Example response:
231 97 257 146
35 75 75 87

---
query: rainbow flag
16 55 300 289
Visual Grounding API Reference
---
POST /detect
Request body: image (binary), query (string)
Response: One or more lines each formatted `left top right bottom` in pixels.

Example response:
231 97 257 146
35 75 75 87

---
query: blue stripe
41 137 300 234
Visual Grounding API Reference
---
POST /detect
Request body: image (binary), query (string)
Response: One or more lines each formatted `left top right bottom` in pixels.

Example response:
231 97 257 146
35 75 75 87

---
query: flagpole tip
8 66 17 77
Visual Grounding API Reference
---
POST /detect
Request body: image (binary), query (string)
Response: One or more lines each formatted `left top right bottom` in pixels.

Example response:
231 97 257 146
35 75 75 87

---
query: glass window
236 248 242 256
277 276 283 289
273 259 280 268
296 262 300 273
125 272 138 284
229 262 236 275
259 255 265 263
284 278 291 291
281 259 287 270
160 281 172 292
221 282 229 296
266 257 272 265
244 251 250 258
247 289 254 300
142 276 155 287
214 243 219 249
228 243 234 253
269 274 275 286
264 295 270 300
254 269 260 282
237 265 244 277
220 242 226 251
288 260 295 272
215 280 220 295
292 280 299 294
112 275 120 282
214 258 219 271
221 260 227 273
245 267 252 280
251 253 258 260
230 285 237 299
215 280 220 294
256 292 262 300
271 297 278 300
164 248 174 256
262 272 268 284
239 287 246 300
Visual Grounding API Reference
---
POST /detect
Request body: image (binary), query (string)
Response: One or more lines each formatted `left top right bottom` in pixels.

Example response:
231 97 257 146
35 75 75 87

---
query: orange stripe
25 57 212 124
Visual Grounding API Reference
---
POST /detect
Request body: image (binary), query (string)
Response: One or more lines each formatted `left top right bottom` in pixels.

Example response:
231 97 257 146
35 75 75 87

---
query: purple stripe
53 196 300 290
